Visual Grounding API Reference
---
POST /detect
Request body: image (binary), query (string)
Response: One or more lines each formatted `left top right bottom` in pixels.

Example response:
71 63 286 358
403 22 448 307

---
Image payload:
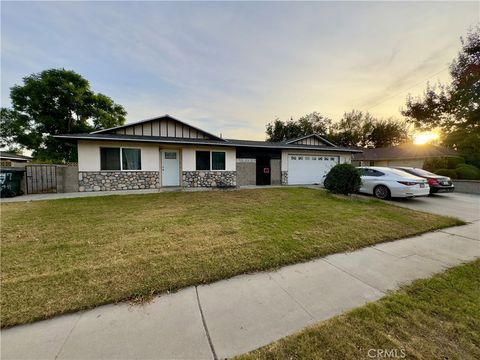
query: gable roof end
91 114 226 142
283 134 337 147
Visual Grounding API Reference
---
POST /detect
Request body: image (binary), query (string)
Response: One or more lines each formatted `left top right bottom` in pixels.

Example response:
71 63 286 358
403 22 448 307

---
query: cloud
2 1 478 139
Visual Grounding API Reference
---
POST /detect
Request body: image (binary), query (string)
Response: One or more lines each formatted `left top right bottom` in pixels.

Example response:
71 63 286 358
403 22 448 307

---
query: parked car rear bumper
431 185 455 193
391 186 430 198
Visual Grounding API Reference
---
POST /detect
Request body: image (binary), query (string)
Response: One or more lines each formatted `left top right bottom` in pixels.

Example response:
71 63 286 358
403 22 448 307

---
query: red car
393 167 455 194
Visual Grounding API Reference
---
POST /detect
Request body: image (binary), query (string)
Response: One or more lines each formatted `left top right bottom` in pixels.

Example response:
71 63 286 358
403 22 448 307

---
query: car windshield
387 168 422 178
404 168 438 177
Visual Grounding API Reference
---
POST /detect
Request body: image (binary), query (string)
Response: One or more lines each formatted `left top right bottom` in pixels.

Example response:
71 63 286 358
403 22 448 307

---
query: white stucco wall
77 140 160 171
281 150 352 171
182 147 236 171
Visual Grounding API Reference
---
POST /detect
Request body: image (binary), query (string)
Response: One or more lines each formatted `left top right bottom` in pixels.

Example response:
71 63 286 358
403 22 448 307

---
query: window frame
100 146 142 171
195 150 227 171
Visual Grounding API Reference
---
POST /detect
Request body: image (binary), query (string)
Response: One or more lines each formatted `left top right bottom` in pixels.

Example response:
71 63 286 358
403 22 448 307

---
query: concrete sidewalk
0 186 280 203
2 221 479 360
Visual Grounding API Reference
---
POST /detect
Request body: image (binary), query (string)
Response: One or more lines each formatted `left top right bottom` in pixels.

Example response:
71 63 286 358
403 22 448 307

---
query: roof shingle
353 143 457 161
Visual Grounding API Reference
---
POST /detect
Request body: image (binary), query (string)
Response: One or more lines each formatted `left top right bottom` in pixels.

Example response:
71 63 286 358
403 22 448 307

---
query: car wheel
374 185 390 199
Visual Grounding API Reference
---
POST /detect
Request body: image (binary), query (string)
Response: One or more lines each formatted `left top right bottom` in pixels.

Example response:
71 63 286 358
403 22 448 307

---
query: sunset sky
1 1 478 140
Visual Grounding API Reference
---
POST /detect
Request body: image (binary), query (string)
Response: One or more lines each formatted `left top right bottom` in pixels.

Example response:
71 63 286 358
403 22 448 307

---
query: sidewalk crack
54 313 83 359
195 286 218 360
268 274 315 320
322 258 386 295
438 230 480 242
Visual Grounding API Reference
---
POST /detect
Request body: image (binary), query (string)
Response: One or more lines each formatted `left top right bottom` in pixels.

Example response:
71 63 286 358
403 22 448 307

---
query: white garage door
288 154 339 185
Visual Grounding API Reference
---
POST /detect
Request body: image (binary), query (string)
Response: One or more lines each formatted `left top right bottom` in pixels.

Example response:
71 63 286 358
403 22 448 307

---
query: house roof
55 133 362 153
0 151 32 161
353 143 458 161
56 115 362 153
92 114 226 141
282 134 337 147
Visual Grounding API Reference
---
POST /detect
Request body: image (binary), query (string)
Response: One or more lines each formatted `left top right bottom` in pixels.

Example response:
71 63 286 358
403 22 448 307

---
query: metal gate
26 165 57 194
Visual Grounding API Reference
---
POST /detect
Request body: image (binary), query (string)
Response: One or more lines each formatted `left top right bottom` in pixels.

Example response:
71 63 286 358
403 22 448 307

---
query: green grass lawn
1 188 461 328
238 259 480 360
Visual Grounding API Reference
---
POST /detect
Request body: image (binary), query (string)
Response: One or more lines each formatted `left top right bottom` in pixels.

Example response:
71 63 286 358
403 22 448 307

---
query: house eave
54 134 362 153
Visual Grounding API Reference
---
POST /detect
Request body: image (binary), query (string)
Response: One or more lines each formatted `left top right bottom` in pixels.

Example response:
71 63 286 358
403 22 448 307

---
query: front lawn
238 259 480 360
1 188 461 327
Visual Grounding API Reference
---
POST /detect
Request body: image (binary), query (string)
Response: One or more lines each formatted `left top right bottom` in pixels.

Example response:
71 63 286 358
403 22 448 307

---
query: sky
1 1 478 140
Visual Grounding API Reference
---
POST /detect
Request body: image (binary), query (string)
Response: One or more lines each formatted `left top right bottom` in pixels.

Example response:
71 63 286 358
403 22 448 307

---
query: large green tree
266 112 332 142
267 110 409 147
0 69 126 162
402 26 480 166
330 111 409 148
328 110 375 147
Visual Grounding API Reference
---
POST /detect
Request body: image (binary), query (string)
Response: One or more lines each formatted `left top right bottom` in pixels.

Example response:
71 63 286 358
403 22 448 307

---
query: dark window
196 151 210 170
122 148 141 170
372 170 385 177
100 148 120 170
363 169 385 177
212 152 226 170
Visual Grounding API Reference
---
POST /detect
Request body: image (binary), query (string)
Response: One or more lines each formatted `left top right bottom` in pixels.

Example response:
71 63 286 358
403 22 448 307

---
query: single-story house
56 115 361 192
352 143 458 168
0 151 33 168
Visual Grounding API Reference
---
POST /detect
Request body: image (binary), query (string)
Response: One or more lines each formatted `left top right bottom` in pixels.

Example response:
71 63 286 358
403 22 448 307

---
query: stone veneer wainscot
281 171 288 185
78 171 160 192
182 171 236 188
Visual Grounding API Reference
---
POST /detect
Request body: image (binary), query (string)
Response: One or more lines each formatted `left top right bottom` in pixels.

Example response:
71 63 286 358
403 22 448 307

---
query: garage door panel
288 155 338 185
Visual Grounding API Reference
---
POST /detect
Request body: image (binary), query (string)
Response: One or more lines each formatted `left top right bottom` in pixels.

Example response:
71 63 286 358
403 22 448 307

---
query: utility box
0 168 25 197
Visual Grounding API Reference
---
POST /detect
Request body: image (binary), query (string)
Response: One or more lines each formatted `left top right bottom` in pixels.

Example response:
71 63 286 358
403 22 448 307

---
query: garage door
288 154 339 185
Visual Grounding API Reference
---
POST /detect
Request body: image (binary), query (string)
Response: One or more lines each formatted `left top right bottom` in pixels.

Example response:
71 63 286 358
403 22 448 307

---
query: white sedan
357 167 430 199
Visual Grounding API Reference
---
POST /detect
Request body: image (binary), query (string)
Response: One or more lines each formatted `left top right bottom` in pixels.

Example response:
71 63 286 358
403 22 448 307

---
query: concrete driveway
386 192 480 222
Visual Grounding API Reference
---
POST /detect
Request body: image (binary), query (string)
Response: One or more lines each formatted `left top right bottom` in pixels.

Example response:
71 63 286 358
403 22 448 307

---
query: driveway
386 192 480 222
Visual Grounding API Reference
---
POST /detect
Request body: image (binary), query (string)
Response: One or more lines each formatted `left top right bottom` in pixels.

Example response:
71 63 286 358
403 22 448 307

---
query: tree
329 110 374 147
402 26 480 166
367 118 409 147
329 110 409 148
266 112 332 142
265 110 409 147
0 69 126 162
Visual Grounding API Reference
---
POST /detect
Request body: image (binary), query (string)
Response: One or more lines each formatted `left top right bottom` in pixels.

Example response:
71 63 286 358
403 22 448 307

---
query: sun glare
413 131 440 145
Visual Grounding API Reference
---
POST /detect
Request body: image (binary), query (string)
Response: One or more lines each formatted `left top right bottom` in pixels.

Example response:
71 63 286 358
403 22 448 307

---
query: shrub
423 156 465 172
446 156 465 169
455 164 480 180
324 164 362 195
435 169 458 179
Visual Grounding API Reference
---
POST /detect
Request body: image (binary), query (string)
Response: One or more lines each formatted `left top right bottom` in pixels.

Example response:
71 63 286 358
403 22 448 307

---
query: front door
162 150 180 186
256 156 271 185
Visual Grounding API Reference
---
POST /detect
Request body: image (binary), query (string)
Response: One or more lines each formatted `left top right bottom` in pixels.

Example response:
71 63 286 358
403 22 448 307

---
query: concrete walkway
0 188 176 203
2 219 479 360
0 186 283 203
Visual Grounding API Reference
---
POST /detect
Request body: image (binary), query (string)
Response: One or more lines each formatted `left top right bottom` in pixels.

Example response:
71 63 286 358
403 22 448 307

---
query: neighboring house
0 152 32 168
56 115 361 192
352 143 458 168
